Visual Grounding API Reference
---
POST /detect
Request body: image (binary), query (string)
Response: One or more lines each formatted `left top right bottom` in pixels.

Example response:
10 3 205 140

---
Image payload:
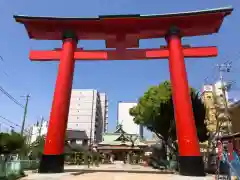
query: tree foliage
129 81 209 152
30 136 45 159
0 131 25 154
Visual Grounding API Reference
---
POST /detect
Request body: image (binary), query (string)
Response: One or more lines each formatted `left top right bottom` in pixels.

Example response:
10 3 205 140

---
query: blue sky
0 0 239 134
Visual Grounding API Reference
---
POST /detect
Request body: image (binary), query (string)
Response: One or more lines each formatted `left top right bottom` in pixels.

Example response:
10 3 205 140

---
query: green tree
129 81 209 154
31 136 45 159
0 132 25 154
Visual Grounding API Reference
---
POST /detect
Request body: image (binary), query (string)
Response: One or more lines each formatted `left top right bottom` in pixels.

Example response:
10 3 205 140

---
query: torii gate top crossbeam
14 7 233 48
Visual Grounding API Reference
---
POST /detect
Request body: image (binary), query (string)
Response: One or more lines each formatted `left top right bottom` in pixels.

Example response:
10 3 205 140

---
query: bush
7 174 17 180
6 172 25 180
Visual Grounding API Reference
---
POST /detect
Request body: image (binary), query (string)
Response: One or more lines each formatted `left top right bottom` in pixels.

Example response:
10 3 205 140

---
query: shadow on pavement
65 168 175 175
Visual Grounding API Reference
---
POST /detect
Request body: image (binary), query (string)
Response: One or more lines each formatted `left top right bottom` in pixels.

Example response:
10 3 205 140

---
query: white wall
117 102 139 134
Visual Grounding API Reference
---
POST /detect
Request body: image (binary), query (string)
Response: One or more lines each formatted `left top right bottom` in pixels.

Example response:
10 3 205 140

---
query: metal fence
19 160 39 170
0 160 39 178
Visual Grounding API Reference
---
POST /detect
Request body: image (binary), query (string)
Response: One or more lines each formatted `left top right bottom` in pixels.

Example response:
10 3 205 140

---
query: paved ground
21 172 214 180
64 163 173 174
21 163 215 180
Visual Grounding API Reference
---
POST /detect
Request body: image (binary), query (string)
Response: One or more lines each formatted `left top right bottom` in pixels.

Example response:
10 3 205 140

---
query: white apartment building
67 89 106 143
117 102 141 135
100 93 109 133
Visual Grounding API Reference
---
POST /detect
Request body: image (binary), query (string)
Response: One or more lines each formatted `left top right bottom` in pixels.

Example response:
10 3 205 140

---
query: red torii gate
14 6 233 176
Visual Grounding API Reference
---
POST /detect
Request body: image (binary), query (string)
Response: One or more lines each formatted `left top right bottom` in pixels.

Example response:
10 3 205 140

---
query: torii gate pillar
39 33 78 173
167 27 203 175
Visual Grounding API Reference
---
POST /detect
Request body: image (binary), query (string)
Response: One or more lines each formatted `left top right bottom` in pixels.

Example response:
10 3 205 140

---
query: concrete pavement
21 172 215 180
20 163 214 180
64 163 174 174
68 173 214 180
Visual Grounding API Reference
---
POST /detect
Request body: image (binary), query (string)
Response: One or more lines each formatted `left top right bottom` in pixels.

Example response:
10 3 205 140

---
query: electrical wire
0 120 14 129
0 119 15 133
0 115 21 128
0 56 4 62
0 55 9 77
0 85 24 108
203 66 219 85
0 115 30 134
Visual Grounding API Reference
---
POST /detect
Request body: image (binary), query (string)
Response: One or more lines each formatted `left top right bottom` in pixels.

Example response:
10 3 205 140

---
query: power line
0 115 31 134
0 119 15 128
0 115 21 128
0 119 15 132
0 55 9 77
203 66 219 85
0 85 24 108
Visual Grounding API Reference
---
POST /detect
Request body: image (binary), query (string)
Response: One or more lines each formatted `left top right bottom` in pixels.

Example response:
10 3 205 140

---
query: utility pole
20 94 30 136
216 62 232 135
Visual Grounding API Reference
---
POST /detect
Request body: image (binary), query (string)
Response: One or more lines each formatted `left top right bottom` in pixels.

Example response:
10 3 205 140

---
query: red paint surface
14 7 232 43
167 34 201 156
29 46 218 61
228 141 234 161
217 141 223 160
43 38 77 155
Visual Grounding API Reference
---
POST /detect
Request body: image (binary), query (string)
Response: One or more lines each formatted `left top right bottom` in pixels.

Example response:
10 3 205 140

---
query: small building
97 124 147 161
65 130 89 152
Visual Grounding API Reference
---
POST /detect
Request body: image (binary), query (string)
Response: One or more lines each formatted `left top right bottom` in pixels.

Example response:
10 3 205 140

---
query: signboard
203 85 213 92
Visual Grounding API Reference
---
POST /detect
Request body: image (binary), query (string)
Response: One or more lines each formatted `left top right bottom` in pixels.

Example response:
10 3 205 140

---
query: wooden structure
97 125 147 161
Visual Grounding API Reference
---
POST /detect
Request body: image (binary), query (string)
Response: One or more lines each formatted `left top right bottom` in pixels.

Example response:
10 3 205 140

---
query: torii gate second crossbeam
14 6 233 176
29 46 217 61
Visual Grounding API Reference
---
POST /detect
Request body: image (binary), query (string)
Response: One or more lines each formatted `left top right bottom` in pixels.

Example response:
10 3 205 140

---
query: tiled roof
98 133 147 146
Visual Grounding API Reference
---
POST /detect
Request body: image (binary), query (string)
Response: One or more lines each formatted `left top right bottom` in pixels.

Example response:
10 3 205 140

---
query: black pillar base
178 156 205 176
39 154 64 173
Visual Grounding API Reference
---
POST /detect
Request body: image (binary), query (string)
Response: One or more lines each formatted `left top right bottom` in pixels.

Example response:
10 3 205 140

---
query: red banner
228 141 234 161
217 141 223 160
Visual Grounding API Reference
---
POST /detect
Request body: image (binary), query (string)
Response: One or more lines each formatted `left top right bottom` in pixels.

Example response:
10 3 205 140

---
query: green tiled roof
98 132 147 146
98 123 147 146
